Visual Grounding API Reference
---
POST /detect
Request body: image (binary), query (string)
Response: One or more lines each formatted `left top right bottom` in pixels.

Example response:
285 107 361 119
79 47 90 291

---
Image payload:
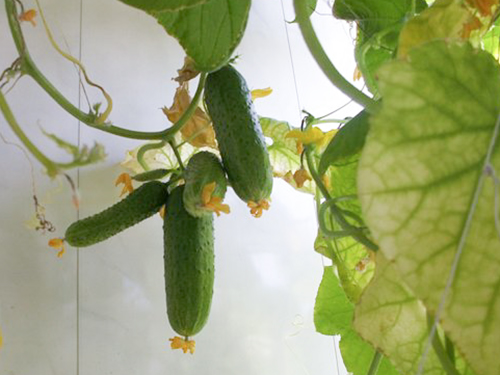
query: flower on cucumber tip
201 182 230 216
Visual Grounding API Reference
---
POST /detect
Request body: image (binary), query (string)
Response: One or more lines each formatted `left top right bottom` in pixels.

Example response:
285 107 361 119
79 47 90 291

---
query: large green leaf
154 0 251 72
117 0 210 12
358 41 500 375
314 266 399 375
354 253 445 375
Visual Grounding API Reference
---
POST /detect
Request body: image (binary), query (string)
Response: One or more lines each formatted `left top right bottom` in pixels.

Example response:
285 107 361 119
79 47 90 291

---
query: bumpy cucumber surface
183 151 227 217
204 65 273 203
164 185 214 338
65 181 168 247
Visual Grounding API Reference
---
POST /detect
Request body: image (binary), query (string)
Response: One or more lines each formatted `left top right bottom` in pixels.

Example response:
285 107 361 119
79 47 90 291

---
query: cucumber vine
2 0 500 374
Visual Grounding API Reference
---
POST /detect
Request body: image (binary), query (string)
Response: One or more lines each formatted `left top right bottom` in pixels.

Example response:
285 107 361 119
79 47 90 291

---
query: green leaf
314 266 399 375
354 253 445 375
354 27 400 95
314 266 354 335
333 0 427 37
154 0 251 72
117 0 209 12
339 330 400 375
358 41 500 375
43 131 106 168
482 17 500 59
260 117 315 193
318 109 370 175
333 0 426 94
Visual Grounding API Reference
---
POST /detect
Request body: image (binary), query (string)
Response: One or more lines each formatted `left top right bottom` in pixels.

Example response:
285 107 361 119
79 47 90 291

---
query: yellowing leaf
164 83 216 148
251 87 273 100
398 0 470 57
466 0 499 15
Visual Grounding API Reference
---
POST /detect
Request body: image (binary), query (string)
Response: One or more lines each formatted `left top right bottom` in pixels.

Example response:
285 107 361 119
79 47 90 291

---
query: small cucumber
204 65 273 214
164 185 214 346
65 181 168 247
183 151 228 217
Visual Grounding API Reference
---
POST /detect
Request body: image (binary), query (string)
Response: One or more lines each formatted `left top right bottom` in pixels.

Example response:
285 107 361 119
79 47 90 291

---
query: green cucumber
204 65 273 207
65 181 168 247
164 185 214 340
183 151 228 217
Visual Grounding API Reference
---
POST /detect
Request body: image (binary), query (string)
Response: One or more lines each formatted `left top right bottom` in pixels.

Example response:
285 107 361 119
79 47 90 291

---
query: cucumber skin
164 185 214 337
204 65 273 203
183 151 227 217
65 181 168 247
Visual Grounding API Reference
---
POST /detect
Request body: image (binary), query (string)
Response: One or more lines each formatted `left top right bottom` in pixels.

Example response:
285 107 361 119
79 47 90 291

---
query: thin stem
136 141 166 171
366 351 382 375
0 90 59 177
293 0 378 113
309 118 348 126
305 148 378 251
168 139 185 171
5 0 207 141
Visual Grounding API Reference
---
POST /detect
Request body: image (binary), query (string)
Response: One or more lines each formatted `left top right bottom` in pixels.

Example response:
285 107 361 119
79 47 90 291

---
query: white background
0 0 363 374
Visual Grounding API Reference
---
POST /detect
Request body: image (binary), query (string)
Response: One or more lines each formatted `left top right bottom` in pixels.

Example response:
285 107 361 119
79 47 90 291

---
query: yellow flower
201 182 230 216
169 336 196 354
115 173 134 197
247 199 270 218
251 87 273 101
286 127 337 150
48 238 65 258
163 83 216 148
286 127 325 146
293 168 312 188
18 9 37 26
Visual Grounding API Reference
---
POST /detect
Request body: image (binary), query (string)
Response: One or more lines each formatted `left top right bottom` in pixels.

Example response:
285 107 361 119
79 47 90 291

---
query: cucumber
164 185 214 345
183 151 228 217
204 65 273 212
65 181 168 247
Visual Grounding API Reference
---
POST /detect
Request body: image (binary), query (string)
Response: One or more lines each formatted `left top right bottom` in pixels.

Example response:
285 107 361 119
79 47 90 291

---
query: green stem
136 141 166 171
426 314 461 375
168 139 185 171
5 0 207 141
366 351 382 375
305 148 378 251
309 118 348 126
0 90 59 177
293 0 378 113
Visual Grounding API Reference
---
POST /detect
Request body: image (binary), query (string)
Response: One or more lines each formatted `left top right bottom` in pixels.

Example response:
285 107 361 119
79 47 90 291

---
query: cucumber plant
2 0 500 374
